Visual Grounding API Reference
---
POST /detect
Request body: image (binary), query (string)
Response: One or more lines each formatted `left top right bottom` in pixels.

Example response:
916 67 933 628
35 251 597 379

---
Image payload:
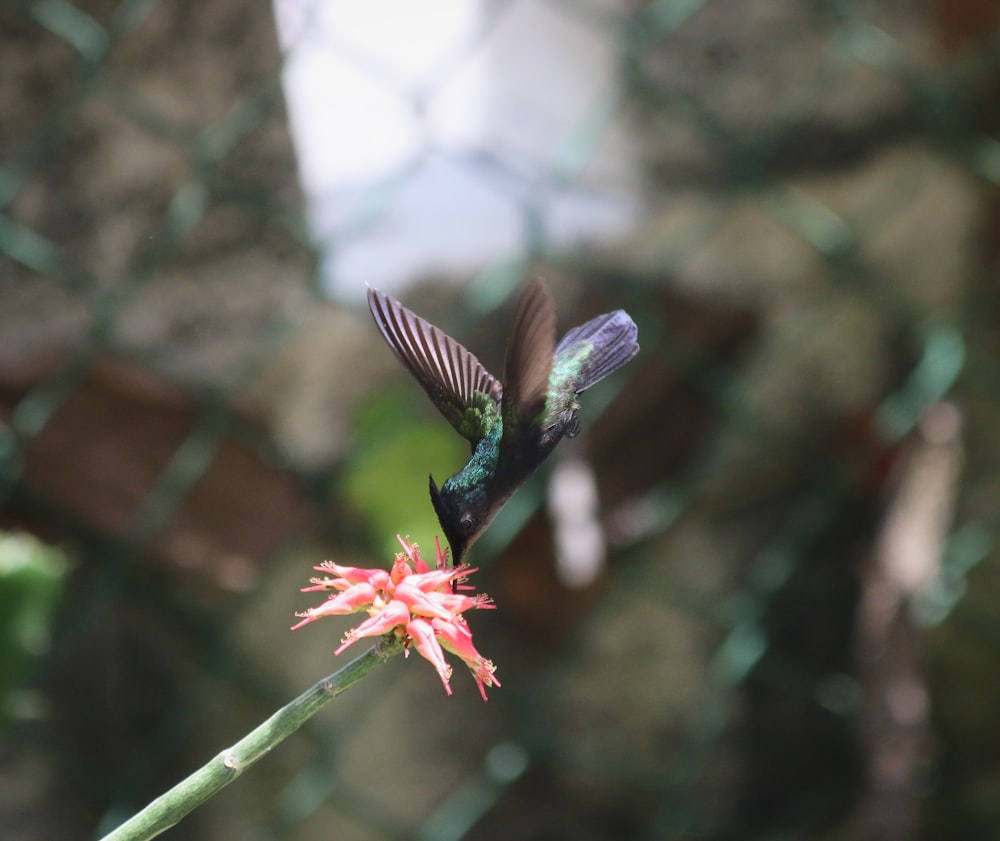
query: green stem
99 636 405 841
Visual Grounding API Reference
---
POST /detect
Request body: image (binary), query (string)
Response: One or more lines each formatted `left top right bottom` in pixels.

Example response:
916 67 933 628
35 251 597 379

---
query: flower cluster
292 536 500 700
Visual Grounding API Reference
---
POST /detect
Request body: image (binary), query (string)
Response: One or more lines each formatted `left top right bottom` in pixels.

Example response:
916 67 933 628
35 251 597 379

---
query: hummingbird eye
460 514 475 532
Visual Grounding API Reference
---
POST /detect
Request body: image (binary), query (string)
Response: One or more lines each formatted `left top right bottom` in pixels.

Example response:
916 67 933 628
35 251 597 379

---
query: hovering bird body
367 280 639 565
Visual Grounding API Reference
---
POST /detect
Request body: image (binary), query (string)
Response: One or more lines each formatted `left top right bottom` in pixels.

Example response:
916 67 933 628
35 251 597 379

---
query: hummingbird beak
429 473 467 567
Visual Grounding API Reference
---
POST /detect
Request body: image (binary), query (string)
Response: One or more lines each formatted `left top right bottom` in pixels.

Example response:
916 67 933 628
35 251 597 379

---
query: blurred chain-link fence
3 0 1000 839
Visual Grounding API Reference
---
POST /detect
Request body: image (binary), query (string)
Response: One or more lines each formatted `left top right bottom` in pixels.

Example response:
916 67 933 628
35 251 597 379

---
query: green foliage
0 532 68 733
342 391 467 560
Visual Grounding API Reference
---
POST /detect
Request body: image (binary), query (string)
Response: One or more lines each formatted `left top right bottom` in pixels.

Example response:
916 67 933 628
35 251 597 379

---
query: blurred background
2 0 1000 838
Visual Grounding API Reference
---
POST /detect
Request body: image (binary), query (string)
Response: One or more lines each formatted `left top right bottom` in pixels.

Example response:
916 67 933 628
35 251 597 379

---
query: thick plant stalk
100 637 404 841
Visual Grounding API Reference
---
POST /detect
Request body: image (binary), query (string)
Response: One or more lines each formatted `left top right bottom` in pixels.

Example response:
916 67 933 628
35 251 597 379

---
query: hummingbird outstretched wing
501 278 557 446
367 287 502 444
554 309 639 394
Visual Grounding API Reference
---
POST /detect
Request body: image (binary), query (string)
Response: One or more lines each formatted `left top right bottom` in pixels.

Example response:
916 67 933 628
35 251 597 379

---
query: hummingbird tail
555 310 639 394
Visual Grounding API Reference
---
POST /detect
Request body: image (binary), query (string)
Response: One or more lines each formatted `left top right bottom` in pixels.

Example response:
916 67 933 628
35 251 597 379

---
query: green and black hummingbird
367 279 639 566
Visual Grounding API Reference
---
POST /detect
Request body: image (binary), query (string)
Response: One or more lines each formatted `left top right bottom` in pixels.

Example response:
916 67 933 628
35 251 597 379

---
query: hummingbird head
429 473 488 566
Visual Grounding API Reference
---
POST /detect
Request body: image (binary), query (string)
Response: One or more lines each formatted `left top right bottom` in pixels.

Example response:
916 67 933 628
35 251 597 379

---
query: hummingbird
367 279 639 566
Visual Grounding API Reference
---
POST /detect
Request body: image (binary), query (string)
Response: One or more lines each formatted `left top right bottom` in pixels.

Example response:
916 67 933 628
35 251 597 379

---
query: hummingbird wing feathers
554 309 640 394
501 278 556 439
367 287 501 443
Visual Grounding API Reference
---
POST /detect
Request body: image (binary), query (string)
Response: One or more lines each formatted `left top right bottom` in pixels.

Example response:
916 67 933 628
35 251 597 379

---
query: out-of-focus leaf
0 532 69 732
342 391 466 560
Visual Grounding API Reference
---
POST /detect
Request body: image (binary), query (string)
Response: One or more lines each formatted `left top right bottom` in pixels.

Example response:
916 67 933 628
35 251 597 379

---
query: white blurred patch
548 456 605 588
273 0 639 299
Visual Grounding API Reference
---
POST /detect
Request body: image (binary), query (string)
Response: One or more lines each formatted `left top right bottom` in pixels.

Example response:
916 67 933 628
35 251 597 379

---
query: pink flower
292 535 500 699
432 615 500 702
